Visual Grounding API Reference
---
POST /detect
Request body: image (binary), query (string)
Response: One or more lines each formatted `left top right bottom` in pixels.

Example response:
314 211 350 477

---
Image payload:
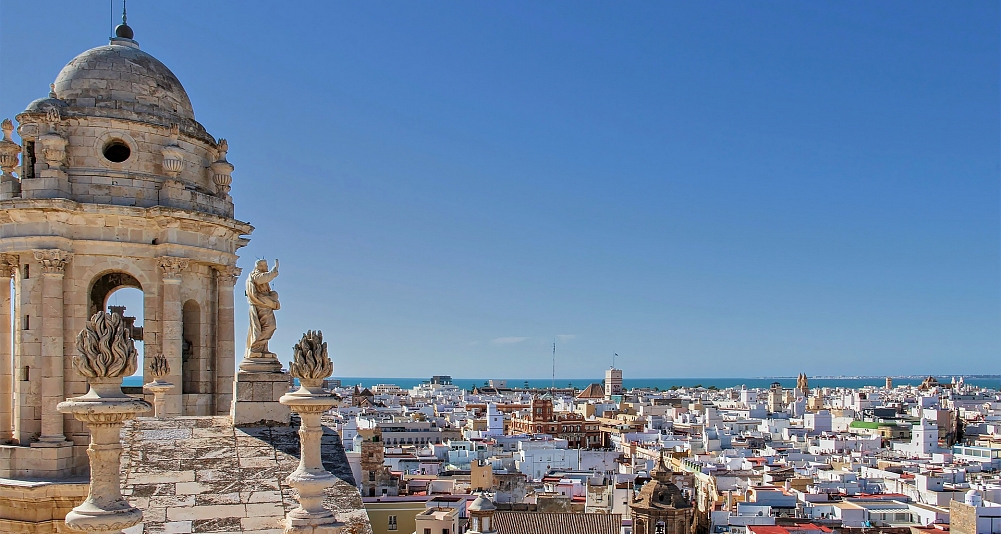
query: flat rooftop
120 416 371 533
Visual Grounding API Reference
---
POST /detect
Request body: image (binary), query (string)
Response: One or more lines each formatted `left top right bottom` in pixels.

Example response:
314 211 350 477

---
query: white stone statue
241 258 283 372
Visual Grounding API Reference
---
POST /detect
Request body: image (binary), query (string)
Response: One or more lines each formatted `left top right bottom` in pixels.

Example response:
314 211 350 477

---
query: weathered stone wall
950 500 977 534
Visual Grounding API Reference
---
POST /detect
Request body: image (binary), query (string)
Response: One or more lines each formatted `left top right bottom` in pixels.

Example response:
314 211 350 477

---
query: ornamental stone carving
214 264 242 286
245 258 284 362
0 254 16 278
38 132 68 168
161 123 184 178
33 249 72 274
211 138 234 197
58 311 150 534
289 331 332 390
280 330 343 533
0 119 20 176
157 256 189 279
73 312 139 380
143 354 174 419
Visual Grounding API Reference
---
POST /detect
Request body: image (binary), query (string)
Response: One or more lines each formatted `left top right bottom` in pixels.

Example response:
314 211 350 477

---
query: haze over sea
122 376 1000 390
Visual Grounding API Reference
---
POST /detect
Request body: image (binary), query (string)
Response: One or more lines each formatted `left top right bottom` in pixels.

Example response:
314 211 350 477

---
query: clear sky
2 1 998 379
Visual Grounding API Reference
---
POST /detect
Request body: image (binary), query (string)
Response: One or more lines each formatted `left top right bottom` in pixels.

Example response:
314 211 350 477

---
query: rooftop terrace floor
120 416 372 534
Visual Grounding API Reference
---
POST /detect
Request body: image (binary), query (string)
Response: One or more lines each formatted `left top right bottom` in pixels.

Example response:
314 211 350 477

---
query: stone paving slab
120 416 372 534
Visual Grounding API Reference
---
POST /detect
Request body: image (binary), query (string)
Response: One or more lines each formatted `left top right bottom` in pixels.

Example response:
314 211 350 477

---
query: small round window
102 140 131 163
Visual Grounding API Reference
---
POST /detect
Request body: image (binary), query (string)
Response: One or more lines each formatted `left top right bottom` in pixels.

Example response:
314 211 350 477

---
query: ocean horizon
121 375 1001 390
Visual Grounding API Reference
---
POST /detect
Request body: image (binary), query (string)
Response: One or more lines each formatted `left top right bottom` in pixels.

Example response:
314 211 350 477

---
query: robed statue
246 258 280 358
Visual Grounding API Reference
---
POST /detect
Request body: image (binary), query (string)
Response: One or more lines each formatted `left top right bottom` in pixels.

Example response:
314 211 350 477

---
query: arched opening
181 300 202 395
90 272 144 383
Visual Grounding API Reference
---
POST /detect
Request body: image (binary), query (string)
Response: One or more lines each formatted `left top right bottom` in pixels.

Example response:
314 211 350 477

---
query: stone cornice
32 249 72 274
0 237 244 268
0 198 254 236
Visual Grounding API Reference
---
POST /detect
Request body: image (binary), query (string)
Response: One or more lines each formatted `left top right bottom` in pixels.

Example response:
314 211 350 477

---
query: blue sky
2 1 998 379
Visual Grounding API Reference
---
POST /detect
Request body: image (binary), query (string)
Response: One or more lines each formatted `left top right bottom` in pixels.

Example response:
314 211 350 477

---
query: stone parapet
0 443 75 479
0 478 89 534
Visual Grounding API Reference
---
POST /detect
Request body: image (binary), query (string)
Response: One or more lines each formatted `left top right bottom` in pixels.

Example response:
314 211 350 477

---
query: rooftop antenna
551 339 556 393
613 352 617 369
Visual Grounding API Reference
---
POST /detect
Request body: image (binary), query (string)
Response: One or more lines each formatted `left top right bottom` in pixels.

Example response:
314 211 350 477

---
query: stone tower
467 494 498 534
630 453 695 534
358 427 398 497
0 22 250 478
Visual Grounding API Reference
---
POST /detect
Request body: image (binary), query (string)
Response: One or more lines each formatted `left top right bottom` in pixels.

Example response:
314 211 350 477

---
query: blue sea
121 375 1000 390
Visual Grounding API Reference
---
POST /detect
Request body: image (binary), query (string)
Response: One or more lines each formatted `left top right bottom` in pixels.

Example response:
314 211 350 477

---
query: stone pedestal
142 380 174 418
57 378 151 534
279 382 342 534
239 351 283 373
231 370 290 426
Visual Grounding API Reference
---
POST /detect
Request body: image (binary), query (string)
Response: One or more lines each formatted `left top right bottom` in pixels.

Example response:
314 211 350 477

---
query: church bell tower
0 16 252 478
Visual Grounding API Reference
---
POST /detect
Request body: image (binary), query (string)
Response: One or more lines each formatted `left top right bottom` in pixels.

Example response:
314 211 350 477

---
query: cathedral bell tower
0 18 251 478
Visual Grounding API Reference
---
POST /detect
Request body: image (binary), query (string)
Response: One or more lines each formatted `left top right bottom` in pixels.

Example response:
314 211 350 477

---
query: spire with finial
115 0 134 40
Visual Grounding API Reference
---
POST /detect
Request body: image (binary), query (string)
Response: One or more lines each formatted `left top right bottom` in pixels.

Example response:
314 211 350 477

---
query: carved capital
33 249 72 274
213 265 242 286
0 254 16 278
157 256 189 280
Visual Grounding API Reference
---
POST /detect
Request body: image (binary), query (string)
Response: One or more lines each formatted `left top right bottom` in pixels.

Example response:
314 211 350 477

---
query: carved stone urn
0 118 21 199
211 138 234 197
57 312 151 534
142 353 174 418
279 330 343 534
160 124 184 178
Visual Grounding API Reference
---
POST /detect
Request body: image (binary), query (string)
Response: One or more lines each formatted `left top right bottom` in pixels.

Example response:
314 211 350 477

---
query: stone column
280 331 343 534
34 249 71 445
0 255 14 442
58 312 151 534
157 257 188 416
213 266 240 415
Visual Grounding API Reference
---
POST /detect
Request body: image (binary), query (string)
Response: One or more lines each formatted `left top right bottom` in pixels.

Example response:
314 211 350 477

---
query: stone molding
157 256 189 280
213 264 242 286
32 249 72 274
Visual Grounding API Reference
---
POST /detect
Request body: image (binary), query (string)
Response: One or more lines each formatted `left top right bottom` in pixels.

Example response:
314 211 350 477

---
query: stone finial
279 330 343 533
73 312 139 380
33 249 72 274
59 310 150 534
161 124 184 178
148 353 169 379
144 353 174 418
0 118 20 176
211 138 234 197
289 330 332 384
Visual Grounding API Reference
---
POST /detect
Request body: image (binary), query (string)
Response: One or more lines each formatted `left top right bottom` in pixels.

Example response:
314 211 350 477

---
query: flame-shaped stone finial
74 312 139 379
148 353 170 379
289 330 332 384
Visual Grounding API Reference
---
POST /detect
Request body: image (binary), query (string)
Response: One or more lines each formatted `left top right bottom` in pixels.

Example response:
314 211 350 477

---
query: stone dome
50 39 195 122
468 495 496 512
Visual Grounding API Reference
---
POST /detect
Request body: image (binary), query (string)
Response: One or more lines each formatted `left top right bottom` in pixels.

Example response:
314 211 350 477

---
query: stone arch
181 299 202 394
89 271 142 317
